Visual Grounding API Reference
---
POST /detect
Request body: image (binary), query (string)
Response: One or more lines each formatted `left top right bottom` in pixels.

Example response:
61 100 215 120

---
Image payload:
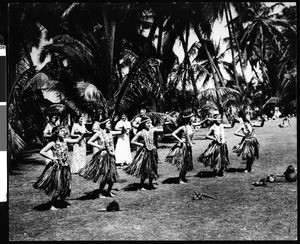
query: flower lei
142 129 155 150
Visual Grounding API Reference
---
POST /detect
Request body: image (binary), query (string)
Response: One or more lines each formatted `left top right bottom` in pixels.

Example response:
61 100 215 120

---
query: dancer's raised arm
40 142 55 161
87 131 104 150
131 131 144 147
234 124 245 138
171 126 185 143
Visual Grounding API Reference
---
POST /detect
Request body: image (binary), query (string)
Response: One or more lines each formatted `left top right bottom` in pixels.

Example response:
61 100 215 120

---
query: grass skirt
124 146 159 179
234 137 259 160
165 142 193 171
198 141 230 170
33 161 71 199
79 150 119 183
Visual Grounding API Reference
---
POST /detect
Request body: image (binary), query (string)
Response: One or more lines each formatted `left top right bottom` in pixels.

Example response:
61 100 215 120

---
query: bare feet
149 184 157 190
50 206 58 211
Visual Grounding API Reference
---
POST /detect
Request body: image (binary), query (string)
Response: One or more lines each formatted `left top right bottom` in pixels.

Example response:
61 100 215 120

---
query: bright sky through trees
30 2 296 85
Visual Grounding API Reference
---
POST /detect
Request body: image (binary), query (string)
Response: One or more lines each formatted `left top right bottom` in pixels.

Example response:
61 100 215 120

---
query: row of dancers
33 110 262 210
42 113 133 173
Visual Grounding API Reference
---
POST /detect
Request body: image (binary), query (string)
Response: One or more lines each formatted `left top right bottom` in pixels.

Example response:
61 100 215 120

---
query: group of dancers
33 109 263 211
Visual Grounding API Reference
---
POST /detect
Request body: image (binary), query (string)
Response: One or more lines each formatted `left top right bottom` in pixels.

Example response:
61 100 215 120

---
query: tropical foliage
7 2 296 158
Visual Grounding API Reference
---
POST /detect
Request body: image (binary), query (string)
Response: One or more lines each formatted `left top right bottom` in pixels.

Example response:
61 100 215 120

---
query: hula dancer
233 115 259 173
79 118 123 198
165 111 209 184
198 110 235 177
91 114 104 155
33 126 85 211
124 117 163 190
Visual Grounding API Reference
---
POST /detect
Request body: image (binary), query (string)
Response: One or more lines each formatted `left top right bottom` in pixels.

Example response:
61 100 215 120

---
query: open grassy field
9 118 297 241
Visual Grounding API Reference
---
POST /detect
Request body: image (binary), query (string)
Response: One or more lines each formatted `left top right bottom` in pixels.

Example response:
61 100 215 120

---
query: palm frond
262 96 280 109
76 81 107 105
8 123 26 159
199 101 218 111
199 87 240 102
114 57 161 114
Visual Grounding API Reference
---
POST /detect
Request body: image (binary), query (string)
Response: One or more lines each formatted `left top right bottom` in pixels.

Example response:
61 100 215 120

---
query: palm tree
229 2 295 114
191 39 240 116
7 3 44 92
37 3 166 119
7 3 47 159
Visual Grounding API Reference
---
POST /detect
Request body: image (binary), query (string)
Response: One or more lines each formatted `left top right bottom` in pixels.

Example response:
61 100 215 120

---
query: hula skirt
234 136 259 160
198 140 230 170
165 142 193 172
124 146 159 179
79 150 119 183
33 160 71 199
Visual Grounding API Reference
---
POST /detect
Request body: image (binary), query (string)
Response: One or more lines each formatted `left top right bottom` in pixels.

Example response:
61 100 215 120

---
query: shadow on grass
226 167 246 173
162 177 179 184
76 189 100 200
194 171 215 178
122 183 158 191
122 183 141 191
33 200 70 211
75 188 122 200
195 168 246 178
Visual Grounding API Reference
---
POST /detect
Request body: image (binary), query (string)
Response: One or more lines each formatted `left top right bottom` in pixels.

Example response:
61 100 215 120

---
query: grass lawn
9 118 297 241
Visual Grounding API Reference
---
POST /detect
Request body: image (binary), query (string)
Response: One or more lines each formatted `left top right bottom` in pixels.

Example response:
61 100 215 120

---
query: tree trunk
147 11 158 44
225 4 238 86
193 21 226 115
213 58 225 87
227 2 246 82
117 60 123 82
156 13 163 56
203 41 223 87
102 7 116 101
249 57 263 83
188 68 199 109
193 23 218 86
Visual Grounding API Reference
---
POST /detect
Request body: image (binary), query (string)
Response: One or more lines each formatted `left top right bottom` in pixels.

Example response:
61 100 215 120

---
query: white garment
115 120 132 164
71 123 87 173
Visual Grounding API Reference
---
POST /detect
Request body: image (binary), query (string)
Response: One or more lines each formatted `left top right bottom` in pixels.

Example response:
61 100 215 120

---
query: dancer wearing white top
198 110 235 176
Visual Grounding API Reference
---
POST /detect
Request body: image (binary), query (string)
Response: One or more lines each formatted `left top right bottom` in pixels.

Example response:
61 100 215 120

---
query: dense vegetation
3 2 296 156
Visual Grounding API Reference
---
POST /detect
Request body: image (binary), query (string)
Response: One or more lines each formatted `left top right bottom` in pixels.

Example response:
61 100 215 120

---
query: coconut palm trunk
224 4 238 86
227 2 246 82
102 6 116 102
